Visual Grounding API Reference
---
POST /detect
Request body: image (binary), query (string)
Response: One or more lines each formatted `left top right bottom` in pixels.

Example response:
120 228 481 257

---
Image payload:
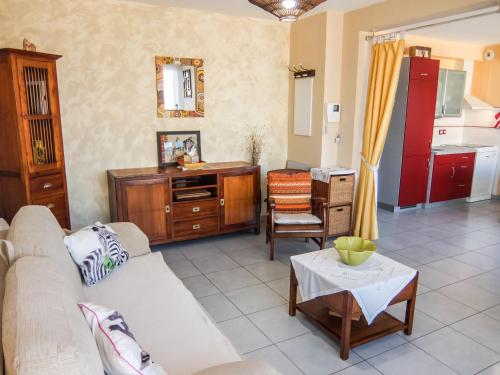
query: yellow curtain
353 39 405 240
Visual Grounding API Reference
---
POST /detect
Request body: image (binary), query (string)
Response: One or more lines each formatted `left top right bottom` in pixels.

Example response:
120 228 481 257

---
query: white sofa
0 206 280 375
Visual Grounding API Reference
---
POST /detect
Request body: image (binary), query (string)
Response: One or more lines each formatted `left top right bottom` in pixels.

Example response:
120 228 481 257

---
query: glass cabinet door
435 69 446 117
443 70 466 117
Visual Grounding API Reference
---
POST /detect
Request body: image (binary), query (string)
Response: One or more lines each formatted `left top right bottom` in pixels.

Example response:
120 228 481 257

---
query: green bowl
333 236 377 266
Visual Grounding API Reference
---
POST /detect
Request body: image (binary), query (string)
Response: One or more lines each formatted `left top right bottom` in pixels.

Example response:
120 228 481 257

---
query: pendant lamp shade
248 0 326 22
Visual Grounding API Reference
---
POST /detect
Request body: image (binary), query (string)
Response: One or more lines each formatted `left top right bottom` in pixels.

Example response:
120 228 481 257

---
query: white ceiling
408 13 500 46
124 0 384 19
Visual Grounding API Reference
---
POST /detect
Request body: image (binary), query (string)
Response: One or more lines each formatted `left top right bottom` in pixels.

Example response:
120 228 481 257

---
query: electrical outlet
438 129 447 135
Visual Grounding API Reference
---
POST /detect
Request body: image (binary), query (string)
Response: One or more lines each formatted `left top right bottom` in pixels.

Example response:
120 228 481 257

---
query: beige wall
0 0 290 228
287 11 343 168
472 44 500 107
404 34 485 61
339 0 492 171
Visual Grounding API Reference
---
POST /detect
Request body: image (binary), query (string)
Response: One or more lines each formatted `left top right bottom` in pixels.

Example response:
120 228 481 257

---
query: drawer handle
193 224 201 230
43 182 53 189
458 184 465 187
336 208 344 212
460 166 468 169
46 203 55 209
420 73 429 76
192 207 200 213
339 178 346 182
461 156 469 159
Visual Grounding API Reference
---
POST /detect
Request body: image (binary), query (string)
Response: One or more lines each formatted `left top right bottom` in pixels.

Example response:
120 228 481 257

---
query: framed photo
157 131 202 167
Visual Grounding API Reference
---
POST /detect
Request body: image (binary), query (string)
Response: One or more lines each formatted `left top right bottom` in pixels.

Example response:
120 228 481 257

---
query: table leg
404 273 419 336
289 266 297 316
340 292 353 360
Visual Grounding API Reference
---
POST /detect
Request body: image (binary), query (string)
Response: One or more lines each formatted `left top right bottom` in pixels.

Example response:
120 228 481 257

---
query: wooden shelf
172 184 217 192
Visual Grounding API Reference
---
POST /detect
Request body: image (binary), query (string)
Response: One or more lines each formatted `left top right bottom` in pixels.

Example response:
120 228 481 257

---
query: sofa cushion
6 206 83 298
2 256 103 374
84 252 241 375
107 222 151 258
78 302 167 375
0 218 8 240
192 361 281 375
64 222 129 286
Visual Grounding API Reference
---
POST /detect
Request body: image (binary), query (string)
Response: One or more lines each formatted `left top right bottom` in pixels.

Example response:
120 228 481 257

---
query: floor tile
197 293 242 323
426 239 470 257
353 334 407 360
477 244 500 260
245 261 290 282
367 343 456 375
386 304 445 340
227 246 270 266
396 246 446 264
468 272 500 295
245 345 303 375
383 252 421 268
213 235 259 252
206 267 261 292
426 258 483 279
178 242 223 260
181 274 219 298
217 316 271 354
415 291 477 324
477 362 500 374
453 252 500 271
266 276 300 301
415 265 459 289
167 259 201 279
413 327 499 375
160 248 185 263
484 305 500 321
225 284 286 314
437 280 500 310
248 304 314 343
445 233 493 251
333 362 382 375
277 331 362 375
452 314 500 354
191 253 239 274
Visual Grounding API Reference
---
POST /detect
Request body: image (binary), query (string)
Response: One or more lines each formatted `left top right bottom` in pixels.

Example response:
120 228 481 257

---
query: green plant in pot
333 236 377 266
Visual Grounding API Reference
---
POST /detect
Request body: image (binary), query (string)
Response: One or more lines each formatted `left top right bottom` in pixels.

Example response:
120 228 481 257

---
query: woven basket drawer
329 205 351 236
329 174 354 205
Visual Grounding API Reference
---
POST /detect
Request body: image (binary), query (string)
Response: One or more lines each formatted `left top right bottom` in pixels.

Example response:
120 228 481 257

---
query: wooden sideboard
108 162 261 245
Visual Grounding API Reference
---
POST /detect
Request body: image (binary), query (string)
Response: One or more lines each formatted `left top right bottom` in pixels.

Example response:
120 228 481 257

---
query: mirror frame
156 56 205 118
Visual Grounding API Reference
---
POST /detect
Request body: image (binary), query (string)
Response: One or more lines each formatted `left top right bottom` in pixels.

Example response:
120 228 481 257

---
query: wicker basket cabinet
312 173 355 237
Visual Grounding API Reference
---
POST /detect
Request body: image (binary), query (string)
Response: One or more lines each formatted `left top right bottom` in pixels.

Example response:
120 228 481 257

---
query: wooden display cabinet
108 162 261 245
0 49 70 228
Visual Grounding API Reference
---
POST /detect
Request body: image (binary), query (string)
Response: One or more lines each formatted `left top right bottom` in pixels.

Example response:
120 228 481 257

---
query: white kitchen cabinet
467 150 498 202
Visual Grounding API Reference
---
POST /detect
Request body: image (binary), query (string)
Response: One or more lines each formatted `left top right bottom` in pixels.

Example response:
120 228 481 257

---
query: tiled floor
155 200 500 375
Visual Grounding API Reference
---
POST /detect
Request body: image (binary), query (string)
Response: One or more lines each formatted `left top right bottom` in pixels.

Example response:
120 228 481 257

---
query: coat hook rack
288 64 315 79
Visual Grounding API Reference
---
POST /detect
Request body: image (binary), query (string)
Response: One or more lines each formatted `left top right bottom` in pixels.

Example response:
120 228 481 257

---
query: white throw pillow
79 303 167 375
64 222 129 286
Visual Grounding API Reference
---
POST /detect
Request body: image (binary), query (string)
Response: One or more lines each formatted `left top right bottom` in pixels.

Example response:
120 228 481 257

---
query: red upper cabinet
402 58 440 157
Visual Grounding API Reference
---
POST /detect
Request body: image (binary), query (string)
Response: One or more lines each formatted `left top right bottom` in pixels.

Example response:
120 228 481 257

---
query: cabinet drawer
410 57 439 81
172 199 219 221
173 217 218 239
455 153 475 164
328 205 352 236
455 162 474 182
455 181 472 199
329 174 354 205
433 154 455 165
32 192 67 217
30 173 64 200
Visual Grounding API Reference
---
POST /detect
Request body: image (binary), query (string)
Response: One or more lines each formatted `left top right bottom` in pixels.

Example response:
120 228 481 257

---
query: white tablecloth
291 250 417 324
311 167 356 183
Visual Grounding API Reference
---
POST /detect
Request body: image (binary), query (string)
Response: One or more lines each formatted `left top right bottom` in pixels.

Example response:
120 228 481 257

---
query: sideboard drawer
173 217 219 238
329 174 354 205
30 173 64 200
172 199 219 221
32 192 67 217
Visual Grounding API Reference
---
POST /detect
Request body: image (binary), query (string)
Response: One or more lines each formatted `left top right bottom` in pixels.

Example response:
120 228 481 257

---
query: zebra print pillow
64 222 129 286
78 303 167 375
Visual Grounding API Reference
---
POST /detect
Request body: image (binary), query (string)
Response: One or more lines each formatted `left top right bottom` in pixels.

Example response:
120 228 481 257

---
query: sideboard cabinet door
220 170 259 230
120 178 170 242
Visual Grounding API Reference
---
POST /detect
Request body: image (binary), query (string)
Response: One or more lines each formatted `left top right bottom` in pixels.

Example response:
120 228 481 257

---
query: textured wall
0 0 290 228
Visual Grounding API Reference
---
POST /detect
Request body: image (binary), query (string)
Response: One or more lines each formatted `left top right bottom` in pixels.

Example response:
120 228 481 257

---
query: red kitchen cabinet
399 155 430 207
430 153 475 202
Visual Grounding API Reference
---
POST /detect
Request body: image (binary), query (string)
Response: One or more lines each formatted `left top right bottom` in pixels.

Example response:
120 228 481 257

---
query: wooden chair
266 169 328 260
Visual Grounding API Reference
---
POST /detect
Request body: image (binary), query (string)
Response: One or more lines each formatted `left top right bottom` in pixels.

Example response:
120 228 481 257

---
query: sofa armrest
106 222 151 258
0 218 9 240
192 360 282 375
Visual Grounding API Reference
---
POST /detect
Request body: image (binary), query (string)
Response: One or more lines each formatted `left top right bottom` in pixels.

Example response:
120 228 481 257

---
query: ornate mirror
156 56 204 118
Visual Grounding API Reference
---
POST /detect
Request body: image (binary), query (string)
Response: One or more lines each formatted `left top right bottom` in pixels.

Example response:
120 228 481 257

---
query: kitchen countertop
432 144 498 155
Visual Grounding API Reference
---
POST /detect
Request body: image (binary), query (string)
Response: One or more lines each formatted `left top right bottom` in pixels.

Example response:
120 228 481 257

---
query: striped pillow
268 170 312 213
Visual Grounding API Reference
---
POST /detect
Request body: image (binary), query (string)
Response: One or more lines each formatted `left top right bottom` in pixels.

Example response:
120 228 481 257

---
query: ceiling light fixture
248 0 326 22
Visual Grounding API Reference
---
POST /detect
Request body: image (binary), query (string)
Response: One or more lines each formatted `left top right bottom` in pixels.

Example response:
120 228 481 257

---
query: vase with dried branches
246 125 265 166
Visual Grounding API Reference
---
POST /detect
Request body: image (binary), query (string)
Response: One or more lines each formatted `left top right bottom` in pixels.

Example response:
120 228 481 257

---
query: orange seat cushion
268 170 312 213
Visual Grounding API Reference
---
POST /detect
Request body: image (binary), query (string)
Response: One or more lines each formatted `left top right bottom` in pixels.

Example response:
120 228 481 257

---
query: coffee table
289 255 418 360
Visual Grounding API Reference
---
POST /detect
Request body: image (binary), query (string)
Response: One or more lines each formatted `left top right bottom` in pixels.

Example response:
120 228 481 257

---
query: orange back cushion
267 170 312 212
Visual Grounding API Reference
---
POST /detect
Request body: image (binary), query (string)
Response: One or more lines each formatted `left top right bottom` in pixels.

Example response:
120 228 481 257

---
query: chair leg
270 235 275 261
